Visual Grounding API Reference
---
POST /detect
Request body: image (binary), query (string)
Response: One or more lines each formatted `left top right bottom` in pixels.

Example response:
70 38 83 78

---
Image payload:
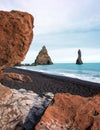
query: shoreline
1 67 100 97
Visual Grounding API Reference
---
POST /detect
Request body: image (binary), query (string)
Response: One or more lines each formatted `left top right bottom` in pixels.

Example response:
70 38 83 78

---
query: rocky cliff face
76 49 83 64
33 46 53 65
35 93 100 130
0 10 34 70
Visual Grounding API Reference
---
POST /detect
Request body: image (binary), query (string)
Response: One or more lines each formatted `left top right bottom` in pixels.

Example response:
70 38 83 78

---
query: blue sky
0 0 100 63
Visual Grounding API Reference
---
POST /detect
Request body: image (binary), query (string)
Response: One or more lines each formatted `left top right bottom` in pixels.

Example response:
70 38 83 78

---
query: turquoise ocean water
17 63 100 83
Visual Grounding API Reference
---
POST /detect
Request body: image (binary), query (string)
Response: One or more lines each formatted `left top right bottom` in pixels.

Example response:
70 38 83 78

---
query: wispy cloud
0 0 100 63
1 0 100 34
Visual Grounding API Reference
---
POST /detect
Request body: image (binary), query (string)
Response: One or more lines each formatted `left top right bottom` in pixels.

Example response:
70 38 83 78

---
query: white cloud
0 0 100 63
1 0 100 34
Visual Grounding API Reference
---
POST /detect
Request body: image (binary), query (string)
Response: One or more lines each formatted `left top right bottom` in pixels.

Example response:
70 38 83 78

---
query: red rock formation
2 72 32 83
35 93 100 130
0 10 34 70
0 70 3 81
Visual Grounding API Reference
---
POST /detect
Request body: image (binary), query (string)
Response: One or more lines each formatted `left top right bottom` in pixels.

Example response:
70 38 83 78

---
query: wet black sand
1 67 100 97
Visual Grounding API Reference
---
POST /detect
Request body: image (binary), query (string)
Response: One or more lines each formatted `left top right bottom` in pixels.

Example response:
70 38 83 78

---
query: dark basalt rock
76 49 83 64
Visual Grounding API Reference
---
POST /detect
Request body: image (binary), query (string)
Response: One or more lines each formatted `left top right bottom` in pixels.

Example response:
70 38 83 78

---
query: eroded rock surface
35 93 100 130
0 83 54 130
2 72 32 83
0 10 34 70
32 46 53 65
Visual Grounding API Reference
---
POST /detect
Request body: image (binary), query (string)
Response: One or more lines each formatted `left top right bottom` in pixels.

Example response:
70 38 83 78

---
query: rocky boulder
2 72 32 83
32 46 53 65
0 83 54 130
35 93 100 130
0 10 34 70
76 49 83 64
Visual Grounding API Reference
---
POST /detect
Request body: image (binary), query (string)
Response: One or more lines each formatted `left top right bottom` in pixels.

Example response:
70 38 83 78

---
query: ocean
16 63 100 84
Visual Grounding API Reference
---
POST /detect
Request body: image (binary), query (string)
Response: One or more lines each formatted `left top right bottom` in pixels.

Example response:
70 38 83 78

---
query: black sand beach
1 67 100 97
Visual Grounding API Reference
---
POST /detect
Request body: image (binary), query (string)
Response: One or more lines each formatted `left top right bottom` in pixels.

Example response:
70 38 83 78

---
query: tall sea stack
32 46 53 65
76 49 83 64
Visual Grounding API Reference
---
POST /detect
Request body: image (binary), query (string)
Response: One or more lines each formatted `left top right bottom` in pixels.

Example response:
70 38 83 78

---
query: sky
0 0 100 63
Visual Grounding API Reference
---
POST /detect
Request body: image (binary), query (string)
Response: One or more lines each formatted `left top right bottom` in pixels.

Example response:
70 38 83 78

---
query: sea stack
76 49 83 64
32 46 53 65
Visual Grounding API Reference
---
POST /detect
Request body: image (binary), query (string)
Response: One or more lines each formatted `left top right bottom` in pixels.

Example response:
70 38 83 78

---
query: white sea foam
60 72 100 83
16 63 100 84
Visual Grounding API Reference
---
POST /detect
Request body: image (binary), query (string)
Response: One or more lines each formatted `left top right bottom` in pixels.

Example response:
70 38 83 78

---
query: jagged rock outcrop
32 46 53 65
0 83 54 130
0 10 34 70
35 93 100 130
76 49 83 64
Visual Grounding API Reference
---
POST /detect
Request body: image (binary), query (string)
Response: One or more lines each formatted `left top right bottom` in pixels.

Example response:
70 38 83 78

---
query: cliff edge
0 10 34 69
